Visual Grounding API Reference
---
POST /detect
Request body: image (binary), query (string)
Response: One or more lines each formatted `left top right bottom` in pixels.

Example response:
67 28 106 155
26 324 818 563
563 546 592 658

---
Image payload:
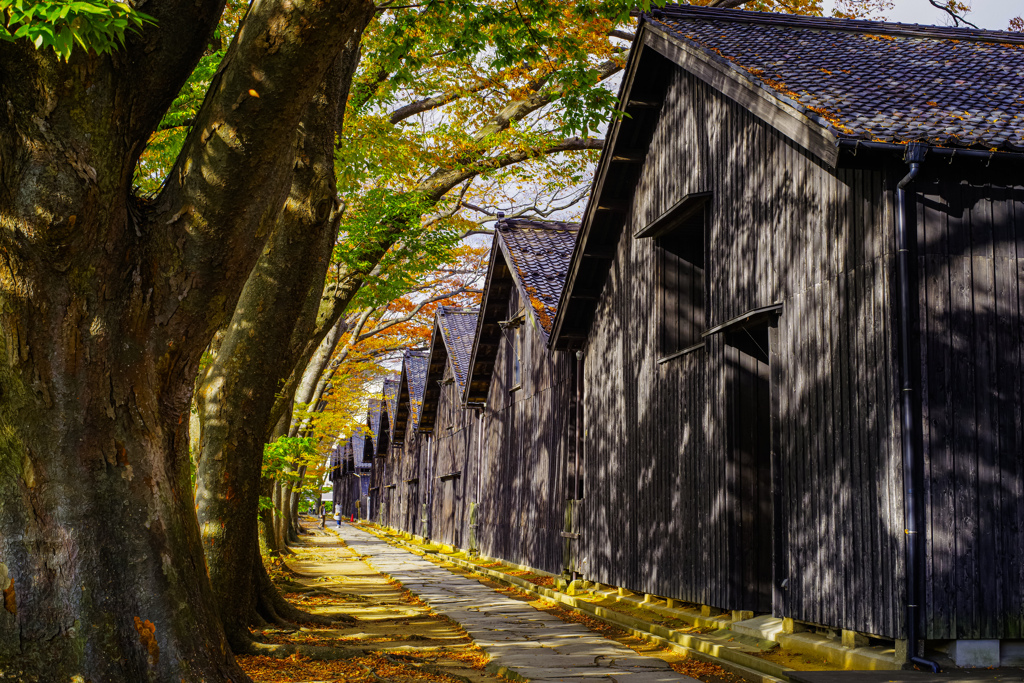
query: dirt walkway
238 523 504 683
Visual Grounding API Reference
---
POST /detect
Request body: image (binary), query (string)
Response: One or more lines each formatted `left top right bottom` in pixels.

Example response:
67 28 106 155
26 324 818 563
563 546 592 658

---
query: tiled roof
403 350 429 427
648 6 1024 152
436 306 479 397
498 219 579 336
350 432 372 469
367 398 383 445
383 377 400 435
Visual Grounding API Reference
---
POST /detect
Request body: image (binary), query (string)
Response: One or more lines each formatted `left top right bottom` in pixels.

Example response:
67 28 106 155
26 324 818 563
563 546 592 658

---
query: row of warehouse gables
331 5 1024 649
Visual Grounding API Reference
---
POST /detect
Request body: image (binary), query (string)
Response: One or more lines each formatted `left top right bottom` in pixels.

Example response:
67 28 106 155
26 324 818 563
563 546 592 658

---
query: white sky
822 0 1021 29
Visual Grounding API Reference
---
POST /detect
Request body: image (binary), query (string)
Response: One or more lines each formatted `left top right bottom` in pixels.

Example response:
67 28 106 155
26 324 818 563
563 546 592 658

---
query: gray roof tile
383 376 400 436
403 350 429 428
367 398 383 446
649 6 1024 152
436 306 479 397
498 218 579 335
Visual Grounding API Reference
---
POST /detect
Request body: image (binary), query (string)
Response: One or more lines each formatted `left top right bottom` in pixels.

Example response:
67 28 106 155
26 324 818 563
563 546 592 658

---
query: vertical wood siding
915 179 1024 640
372 66 1024 644
428 378 479 548
475 287 576 575
582 65 908 637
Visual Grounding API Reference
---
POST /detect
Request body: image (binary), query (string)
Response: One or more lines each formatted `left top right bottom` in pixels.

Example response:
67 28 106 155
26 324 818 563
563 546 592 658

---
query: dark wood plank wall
476 287 576 575
369 454 385 524
359 70 1024 643
581 63 908 638
370 411 390 523
393 426 423 534
338 474 362 519
915 178 1024 640
427 375 479 549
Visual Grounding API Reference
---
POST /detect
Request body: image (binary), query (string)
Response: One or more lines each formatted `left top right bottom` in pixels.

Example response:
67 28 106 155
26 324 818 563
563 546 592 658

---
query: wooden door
725 324 773 613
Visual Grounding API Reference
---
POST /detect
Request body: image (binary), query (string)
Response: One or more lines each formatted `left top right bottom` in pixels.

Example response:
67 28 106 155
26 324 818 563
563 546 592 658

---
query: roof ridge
501 218 581 232
648 5 1024 45
438 305 480 314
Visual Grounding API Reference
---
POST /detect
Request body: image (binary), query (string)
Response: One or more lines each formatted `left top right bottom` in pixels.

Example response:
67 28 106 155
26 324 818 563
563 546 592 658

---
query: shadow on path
333 523 700 683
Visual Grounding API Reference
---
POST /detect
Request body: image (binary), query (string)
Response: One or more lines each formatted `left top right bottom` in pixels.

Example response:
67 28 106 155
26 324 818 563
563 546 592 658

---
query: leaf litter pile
239 524 502 683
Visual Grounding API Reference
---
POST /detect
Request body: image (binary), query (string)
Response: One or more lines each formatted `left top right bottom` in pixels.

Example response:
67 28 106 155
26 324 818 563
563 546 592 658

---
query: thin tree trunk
288 316 351 437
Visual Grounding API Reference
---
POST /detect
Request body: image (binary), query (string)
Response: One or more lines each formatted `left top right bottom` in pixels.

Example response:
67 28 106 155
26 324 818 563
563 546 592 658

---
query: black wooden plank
949 181 978 639
970 188 1000 639
836 214 854 630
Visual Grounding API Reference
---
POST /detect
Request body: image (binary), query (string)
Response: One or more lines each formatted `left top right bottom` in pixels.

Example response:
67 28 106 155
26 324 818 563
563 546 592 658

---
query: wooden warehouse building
332 433 371 520
369 376 400 523
418 306 481 549
461 218 580 575
378 350 429 532
548 5 1024 667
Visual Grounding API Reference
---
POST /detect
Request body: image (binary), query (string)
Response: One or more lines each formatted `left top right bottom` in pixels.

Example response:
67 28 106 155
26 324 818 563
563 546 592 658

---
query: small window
657 208 705 356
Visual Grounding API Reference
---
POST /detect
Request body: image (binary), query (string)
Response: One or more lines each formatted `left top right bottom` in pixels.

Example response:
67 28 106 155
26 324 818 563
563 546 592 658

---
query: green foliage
350 0 631 138
263 436 318 482
0 0 154 61
332 188 464 308
135 48 223 192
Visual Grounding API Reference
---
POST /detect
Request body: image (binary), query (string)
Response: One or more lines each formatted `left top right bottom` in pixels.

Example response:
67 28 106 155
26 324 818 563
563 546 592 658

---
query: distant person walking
319 506 326 529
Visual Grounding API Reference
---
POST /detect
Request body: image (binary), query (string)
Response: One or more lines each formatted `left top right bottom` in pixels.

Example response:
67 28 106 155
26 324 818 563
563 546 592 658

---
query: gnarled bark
0 0 372 677
194 19 372 651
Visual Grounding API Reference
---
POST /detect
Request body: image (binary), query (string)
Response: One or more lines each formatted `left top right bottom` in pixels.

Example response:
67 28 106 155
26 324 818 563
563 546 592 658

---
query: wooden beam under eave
611 151 646 163
626 99 662 109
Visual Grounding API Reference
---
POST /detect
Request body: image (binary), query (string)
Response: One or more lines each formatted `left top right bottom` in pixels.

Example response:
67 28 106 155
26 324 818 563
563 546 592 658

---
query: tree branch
356 287 472 341
926 0 979 28
389 78 496 124
149 0 374 349
422 136 604 199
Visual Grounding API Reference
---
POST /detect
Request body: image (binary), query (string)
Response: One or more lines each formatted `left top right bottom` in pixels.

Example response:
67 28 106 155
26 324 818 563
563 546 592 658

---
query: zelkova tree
189 0 633 649
272 248 487 541
191 0 904 643
0 0 373 679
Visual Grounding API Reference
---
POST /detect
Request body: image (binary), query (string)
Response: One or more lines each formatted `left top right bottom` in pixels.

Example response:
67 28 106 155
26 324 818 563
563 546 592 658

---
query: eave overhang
550 18 839 350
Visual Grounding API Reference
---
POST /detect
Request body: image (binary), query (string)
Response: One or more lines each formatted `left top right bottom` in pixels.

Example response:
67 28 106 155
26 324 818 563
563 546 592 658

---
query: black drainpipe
895 143 939 674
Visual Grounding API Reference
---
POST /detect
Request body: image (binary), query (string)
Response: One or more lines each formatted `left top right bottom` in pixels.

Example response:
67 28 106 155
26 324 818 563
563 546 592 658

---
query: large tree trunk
193 29 370 649
0 0 372 677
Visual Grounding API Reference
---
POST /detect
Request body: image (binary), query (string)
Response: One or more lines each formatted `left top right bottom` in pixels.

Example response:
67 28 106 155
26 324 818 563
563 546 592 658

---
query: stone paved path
333 524 698 683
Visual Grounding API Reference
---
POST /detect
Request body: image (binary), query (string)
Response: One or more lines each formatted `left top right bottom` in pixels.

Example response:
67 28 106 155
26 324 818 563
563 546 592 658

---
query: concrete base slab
711 627 779 651
732 615 785 641
950 639 1001 668
776 632 900 670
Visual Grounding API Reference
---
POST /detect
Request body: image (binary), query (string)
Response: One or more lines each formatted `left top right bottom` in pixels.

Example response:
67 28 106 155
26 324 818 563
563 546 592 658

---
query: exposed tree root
360 662 393 683
257 553 356 627
239 638 360 660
